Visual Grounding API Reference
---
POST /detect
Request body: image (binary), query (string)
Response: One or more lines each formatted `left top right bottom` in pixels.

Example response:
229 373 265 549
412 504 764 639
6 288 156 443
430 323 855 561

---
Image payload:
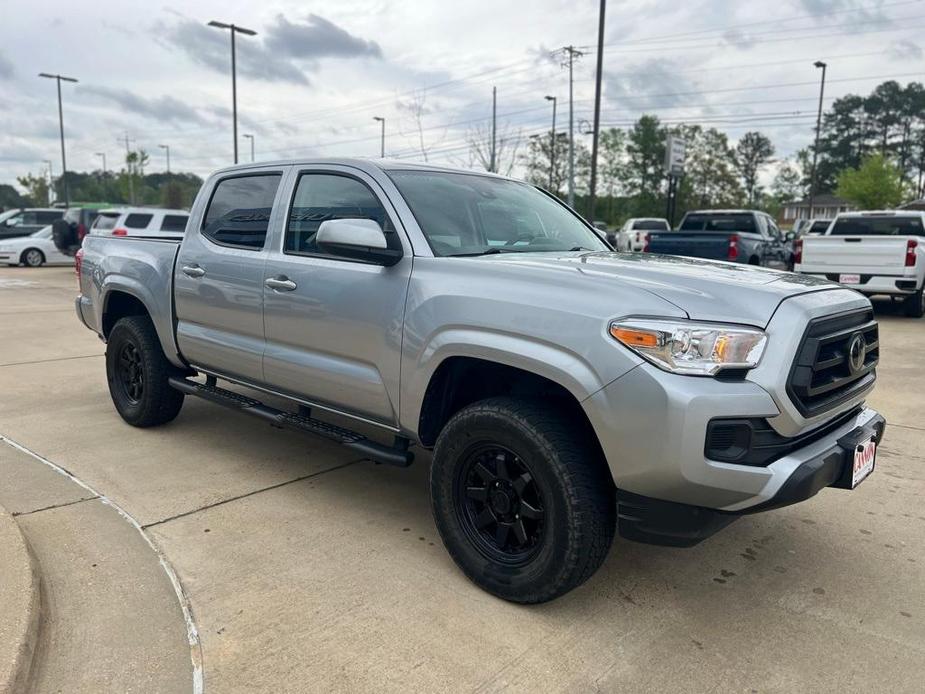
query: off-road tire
903 287 925 318
430 397 616 603
106 315 184 427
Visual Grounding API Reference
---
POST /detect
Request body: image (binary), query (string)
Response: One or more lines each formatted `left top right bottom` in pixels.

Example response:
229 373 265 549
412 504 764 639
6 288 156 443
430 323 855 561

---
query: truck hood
476 251 834 327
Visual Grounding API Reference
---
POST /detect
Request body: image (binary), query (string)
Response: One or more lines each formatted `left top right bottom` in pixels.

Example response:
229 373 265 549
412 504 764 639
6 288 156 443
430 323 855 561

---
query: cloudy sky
1 0 923 188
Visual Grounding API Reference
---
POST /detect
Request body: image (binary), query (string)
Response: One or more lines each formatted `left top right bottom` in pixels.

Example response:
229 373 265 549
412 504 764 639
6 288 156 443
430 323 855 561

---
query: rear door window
160 214 189 233
37 211 63 224
202 174 282 250
829 216 924 236
124 213 154 229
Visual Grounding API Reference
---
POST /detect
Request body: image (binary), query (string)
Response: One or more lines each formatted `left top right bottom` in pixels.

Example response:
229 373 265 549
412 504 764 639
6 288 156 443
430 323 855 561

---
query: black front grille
787 309 879 418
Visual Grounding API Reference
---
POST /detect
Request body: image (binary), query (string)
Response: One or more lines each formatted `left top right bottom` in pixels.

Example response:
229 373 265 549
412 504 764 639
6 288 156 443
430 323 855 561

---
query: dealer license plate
839 274 861 285
852 437 877 488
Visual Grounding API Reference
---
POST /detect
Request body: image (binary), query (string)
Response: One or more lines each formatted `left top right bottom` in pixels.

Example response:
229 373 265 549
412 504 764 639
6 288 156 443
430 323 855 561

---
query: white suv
90 207 190 239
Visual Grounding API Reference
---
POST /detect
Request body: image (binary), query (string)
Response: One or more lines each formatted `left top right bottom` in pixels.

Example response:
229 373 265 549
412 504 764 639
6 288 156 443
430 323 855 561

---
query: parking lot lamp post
544 96 557 192
95 152 106 174
42 160 53 205
373 117 385 158
38 72 77 208
243 133 255 162
159 144 170 174
809 60 827 220
208 20 257 164
588 0 607 222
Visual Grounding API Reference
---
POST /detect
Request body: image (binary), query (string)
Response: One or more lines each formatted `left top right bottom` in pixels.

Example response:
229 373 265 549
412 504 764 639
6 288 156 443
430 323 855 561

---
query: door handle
265 276 297 292
182 264 205 278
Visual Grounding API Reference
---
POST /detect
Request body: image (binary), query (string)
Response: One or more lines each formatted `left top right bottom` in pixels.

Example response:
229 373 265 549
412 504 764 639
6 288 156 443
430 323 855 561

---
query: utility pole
490 86 497 173
209 20 257 164
243 133 255 162
558 46 583 207
372 118 385 158
544 95 557 191
43 160 53 205
159 144 171 174
588 0 607 222
95 152 106 173
38 72 77 207
121 133 135 204
809 60 827 220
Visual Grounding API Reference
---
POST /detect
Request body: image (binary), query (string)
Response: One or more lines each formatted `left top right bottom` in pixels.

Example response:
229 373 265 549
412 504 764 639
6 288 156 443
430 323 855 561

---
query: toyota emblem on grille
847 332 867 375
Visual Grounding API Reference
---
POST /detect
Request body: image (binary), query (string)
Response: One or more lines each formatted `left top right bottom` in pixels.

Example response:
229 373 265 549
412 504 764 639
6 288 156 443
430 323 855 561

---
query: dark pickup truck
646 210 794 269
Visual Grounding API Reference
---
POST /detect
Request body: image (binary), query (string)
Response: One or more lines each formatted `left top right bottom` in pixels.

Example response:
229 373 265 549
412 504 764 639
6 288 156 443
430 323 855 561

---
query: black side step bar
167 377 413 467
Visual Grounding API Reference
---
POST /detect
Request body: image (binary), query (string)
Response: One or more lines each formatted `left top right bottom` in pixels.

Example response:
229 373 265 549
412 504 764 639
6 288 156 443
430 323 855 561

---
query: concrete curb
0 503 41 694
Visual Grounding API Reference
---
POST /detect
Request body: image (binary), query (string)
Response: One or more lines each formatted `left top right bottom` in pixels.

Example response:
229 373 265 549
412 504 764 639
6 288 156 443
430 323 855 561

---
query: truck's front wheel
106 315 184 427
430 397 615 603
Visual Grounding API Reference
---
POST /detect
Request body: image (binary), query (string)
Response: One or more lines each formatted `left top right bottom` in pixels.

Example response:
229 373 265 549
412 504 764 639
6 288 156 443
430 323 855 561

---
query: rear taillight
75 248 83 283
794 238 803 265
642 233 650 252
77 223 87 241
906 239 918 267
112 228 128 236
727 234 739 261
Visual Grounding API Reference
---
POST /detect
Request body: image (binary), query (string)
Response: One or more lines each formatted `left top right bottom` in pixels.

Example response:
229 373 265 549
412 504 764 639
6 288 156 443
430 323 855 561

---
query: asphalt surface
0 265 923 693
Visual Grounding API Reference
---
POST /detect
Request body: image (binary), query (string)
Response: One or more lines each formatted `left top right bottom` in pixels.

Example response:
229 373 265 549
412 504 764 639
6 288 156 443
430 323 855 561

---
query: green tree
624 115 666 215
597 128 627 223
16 173 49 206
673 125 743 215
0 183 27 209
734 131 775 206
836 153 908 209
771 160 804 203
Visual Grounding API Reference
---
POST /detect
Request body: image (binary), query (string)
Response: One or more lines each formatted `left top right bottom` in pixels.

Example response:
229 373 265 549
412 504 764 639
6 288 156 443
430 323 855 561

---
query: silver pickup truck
76 159 886 603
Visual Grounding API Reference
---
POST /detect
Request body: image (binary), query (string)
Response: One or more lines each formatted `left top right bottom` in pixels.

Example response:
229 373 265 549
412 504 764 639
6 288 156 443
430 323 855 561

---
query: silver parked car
75 159 885 603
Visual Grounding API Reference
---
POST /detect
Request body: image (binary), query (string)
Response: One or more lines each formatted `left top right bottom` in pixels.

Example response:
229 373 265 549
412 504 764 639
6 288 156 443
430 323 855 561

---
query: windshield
680 213 756 233
829 216 923 236
632 219 669 230
388 171 608 256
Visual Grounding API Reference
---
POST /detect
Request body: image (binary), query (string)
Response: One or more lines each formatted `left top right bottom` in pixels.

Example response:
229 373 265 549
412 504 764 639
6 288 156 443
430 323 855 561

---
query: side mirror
316 218 402 266
785 232 796 242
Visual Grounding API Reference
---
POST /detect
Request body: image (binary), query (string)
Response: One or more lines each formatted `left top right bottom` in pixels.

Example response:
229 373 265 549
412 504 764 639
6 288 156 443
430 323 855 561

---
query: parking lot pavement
1 265 923 692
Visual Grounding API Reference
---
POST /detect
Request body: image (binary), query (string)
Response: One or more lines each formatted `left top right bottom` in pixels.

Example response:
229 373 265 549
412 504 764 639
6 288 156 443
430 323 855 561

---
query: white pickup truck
795 210 925 318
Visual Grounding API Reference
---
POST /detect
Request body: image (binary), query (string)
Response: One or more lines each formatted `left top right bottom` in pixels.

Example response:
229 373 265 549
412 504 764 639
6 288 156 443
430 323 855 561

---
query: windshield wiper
447 248 510 257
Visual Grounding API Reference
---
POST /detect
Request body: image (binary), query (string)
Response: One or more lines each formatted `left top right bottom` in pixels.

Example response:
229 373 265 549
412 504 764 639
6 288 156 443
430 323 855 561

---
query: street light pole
38 72 77 207
558 46 583 207
208 20 257 165
373 117 385 158
95 152 106 173
159 144 171 174
42 160 53 205
544 96 557 192
588 0 607 223
809 60 828 220
243 133 255 162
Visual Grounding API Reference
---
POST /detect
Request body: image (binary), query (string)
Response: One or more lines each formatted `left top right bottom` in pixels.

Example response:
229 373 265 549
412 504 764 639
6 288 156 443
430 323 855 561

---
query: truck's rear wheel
106 315 184 427
430 397 615 603
903 287 925 318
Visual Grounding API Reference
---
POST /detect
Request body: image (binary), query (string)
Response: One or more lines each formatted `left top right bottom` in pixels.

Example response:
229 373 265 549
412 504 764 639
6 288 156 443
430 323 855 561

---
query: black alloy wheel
117 341 145 403
455 445 545 564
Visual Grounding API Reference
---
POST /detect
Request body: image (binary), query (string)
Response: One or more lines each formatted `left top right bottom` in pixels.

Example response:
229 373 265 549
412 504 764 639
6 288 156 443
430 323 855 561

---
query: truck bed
646 231 740 261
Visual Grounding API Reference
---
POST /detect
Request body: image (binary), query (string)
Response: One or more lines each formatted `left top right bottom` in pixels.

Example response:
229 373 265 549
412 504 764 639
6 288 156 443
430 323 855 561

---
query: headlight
610 319 767 376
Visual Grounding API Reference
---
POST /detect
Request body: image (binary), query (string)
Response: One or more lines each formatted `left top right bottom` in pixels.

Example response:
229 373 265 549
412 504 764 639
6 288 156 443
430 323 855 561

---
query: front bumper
0 251 21 264
615 411 886 547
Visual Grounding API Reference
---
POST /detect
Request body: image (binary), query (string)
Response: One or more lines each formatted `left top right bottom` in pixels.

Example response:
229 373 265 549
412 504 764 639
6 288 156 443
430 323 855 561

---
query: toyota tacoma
75 159 886 603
